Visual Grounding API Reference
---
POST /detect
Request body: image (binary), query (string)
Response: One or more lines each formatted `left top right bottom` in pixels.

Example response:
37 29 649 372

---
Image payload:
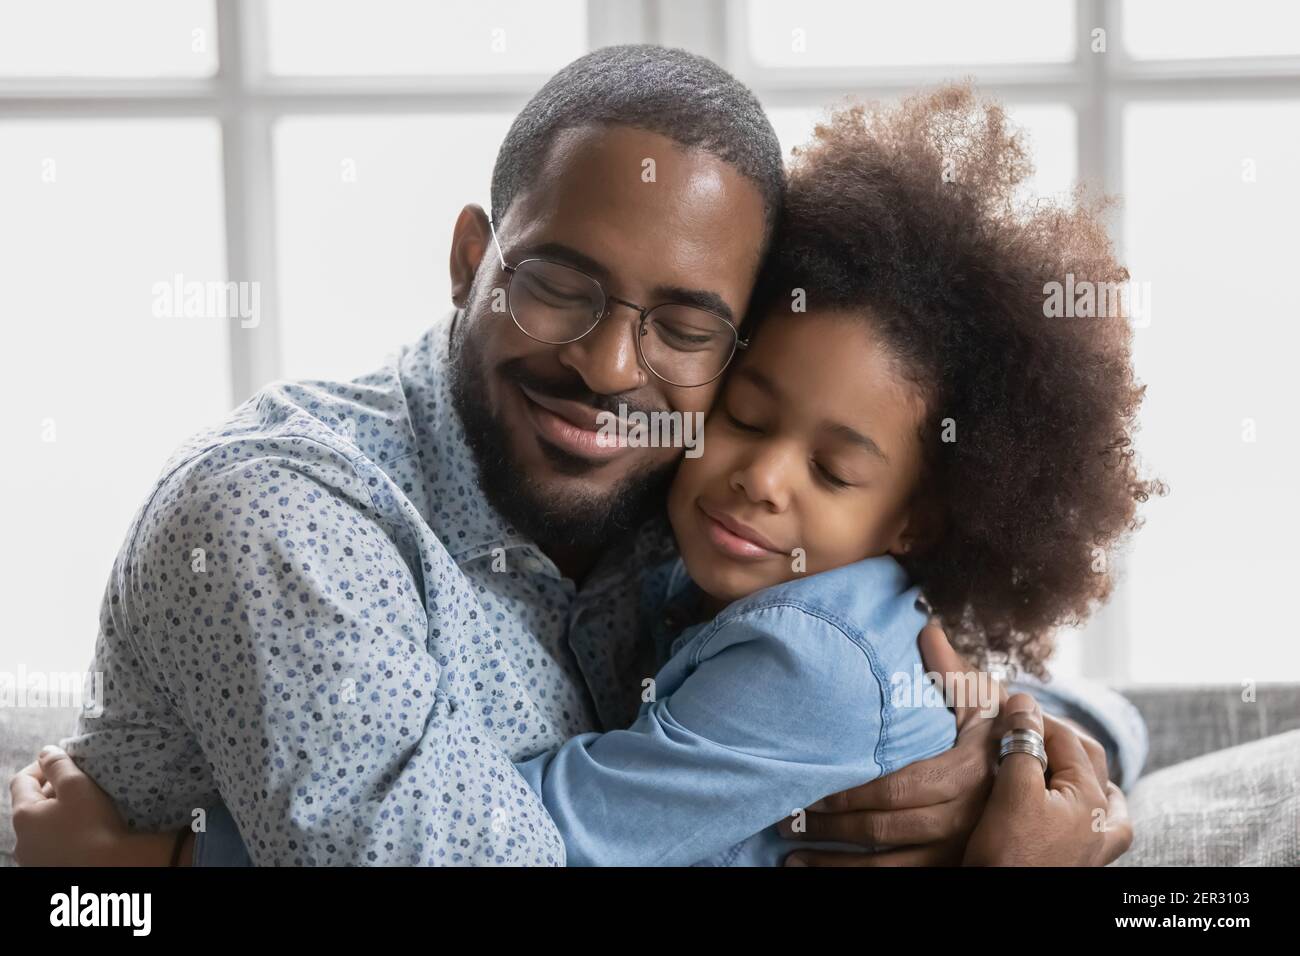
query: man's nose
556 307 648 396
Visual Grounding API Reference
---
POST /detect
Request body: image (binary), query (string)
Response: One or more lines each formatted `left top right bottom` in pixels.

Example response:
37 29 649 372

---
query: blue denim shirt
196 554 958 865
514 554 958 866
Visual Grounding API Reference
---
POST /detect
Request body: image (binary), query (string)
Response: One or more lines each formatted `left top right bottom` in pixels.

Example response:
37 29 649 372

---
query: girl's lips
697 501 783 560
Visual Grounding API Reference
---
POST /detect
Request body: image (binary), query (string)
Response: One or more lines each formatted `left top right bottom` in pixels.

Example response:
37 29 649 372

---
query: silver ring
997 728 1048 775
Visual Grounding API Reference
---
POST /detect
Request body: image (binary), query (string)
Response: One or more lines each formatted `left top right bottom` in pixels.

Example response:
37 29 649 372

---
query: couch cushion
1118 728 1300 866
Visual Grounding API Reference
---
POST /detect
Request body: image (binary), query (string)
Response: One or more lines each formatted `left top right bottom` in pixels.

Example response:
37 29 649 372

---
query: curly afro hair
751 84 1164 678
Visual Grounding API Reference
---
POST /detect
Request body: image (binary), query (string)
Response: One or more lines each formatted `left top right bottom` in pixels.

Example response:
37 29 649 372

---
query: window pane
1123 101 1300 681
746 0 1075 68
0 120 230 676
0 0 216 76
273 113 514 382
1123 0 1300 60
266 0 587 76
766 102 1077 201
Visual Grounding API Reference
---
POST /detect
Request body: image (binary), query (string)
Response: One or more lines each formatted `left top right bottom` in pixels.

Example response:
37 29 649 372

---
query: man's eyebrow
651 285 735 323
522 241 610 279
519 242 736 323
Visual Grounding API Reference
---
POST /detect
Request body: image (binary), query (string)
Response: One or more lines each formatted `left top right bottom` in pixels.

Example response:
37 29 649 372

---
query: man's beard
449 310 675 554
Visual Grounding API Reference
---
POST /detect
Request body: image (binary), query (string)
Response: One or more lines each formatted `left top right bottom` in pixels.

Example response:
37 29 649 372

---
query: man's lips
516 382 629 461
697 500 785 559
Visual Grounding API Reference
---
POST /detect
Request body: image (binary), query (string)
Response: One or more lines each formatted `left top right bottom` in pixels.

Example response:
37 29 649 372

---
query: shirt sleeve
513 603 891 866
70 446 563 866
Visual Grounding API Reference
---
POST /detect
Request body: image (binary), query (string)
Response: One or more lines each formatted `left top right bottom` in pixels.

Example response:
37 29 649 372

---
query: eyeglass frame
488 218 748 388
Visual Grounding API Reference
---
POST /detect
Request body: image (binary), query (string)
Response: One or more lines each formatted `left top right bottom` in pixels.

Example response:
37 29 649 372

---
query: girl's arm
512 602 923 866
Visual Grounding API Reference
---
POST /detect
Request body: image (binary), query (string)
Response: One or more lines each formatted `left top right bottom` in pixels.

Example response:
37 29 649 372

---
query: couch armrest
1118 683 1300 776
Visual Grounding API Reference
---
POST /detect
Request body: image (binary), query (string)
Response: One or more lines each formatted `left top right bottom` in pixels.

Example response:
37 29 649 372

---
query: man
9 45 1129 866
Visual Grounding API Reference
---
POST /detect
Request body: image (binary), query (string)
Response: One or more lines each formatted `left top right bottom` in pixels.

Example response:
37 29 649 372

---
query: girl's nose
730 443 794 512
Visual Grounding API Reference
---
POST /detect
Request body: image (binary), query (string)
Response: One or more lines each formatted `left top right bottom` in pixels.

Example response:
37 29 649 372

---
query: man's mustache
498 358 670 418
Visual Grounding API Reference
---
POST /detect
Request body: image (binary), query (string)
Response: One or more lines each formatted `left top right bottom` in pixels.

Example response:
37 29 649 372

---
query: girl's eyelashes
724 408 857 490
813 460 853 490
725 410 763 433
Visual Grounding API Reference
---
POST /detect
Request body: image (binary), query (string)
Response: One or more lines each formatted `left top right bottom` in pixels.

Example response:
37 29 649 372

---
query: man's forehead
504 124 768 287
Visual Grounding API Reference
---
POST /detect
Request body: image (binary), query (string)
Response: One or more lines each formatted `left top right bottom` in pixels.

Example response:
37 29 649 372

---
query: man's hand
781 621 1118 866
9 746 174 866
963 693 1133 866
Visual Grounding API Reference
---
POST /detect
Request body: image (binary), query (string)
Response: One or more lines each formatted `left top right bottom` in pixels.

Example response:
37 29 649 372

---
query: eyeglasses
489 219 747 388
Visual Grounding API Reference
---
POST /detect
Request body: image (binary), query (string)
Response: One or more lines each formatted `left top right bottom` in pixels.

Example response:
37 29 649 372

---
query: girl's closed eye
813 460 854 490
725 410 762 433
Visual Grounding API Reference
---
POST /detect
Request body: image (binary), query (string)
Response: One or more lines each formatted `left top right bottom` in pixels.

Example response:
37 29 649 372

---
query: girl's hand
9 746 177 866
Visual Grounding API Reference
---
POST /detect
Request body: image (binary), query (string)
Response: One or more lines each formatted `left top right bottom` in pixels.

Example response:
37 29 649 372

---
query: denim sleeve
193 802 252 867
513 603 891 866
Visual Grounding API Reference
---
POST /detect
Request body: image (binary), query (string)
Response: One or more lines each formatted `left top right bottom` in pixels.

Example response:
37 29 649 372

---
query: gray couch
4 684 1299 866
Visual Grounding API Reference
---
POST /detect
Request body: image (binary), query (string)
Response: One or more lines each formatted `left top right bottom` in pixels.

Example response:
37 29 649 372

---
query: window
745 0 1075 68
1123 101 1300 682
0 118 229 676
273 113 515 382
265 0 587 76
0 0 218 76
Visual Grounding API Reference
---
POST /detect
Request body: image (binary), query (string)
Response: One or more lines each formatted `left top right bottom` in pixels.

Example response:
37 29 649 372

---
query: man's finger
1039 705 1102 798
917 620 1004 729
36 745 83 795
1098 782 1134 865
780 801 966 847
990 693 1049 799
1043 712 1109 790
807 743 979 812
9 761 48 813
785 841 961 867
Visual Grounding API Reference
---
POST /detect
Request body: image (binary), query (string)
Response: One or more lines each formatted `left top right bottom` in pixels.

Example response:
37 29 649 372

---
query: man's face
450 125 768 557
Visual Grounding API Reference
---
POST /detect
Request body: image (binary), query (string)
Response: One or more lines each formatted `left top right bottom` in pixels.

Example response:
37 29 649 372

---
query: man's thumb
37 745 80 792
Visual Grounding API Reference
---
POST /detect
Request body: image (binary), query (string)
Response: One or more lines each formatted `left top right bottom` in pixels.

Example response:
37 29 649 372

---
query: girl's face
668 309 930 606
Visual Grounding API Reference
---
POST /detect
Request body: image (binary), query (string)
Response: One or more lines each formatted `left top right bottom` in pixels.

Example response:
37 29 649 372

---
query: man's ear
449 203 492 309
